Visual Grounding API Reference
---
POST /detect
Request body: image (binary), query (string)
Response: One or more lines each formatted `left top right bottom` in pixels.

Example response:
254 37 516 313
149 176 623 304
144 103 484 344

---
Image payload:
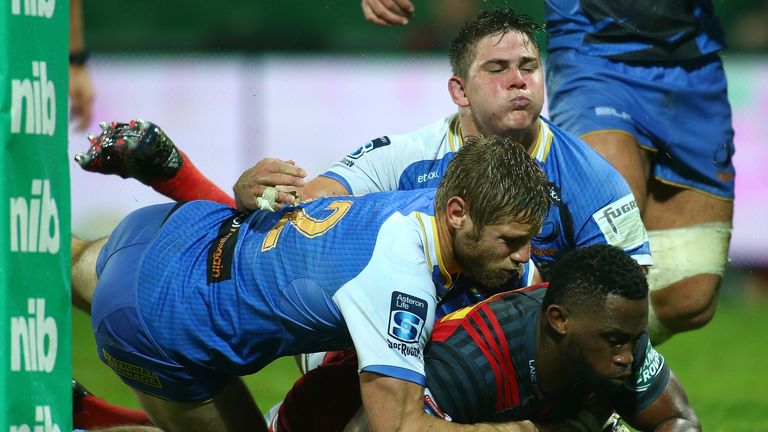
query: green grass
72 309 300 412
74 299 768 429
653 298 768 431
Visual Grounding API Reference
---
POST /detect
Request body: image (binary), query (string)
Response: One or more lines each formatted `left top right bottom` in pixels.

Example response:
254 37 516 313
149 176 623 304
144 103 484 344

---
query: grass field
73 294 768 431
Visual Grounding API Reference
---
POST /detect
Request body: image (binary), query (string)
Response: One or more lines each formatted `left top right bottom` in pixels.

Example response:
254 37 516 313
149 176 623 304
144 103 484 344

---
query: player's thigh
645 181 733 229
71 236 109 313
580 131 652 211
133 376 264 432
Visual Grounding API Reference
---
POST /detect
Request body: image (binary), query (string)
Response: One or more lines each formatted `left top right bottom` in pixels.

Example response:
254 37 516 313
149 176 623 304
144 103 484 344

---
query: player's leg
579 131 652 213
132 377 266 432
72 235 108 314
75 120 235 207
643 183 733 343
271 361 362 432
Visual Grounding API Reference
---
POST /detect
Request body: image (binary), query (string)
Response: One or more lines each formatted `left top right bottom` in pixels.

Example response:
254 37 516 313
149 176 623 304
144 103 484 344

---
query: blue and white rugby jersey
322 114 652 274
136 190 454 386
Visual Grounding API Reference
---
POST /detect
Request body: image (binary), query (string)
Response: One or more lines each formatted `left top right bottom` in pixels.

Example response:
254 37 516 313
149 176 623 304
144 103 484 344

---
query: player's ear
545 304 569 336
446 196 469 230
448 75 470 107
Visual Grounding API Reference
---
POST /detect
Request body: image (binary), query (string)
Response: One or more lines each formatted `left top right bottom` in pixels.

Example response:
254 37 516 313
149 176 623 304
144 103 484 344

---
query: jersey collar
448 113 463 152
415 212 454 296
528 118 554 163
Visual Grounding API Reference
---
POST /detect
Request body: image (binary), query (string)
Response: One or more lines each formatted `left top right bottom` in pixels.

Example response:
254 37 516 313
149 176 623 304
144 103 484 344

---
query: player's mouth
509 96 530 109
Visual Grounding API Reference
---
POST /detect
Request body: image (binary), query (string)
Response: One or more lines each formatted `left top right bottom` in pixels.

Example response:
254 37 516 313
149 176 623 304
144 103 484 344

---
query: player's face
452 218 537 289
566 294 649 393
463 31 545 137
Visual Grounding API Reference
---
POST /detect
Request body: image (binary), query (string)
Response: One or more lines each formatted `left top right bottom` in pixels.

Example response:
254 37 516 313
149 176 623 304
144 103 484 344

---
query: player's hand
233 159 308 211
362 0 415 26
69 64 95 130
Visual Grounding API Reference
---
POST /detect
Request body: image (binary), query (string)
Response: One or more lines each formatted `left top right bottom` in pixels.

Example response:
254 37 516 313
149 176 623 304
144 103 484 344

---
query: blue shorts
546 49 735 200
91 202 229 402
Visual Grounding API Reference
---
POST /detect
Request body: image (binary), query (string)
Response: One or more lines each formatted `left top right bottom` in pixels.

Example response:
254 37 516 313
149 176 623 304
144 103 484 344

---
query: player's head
543 245 649 392
436 135 551 288
448 9 547 137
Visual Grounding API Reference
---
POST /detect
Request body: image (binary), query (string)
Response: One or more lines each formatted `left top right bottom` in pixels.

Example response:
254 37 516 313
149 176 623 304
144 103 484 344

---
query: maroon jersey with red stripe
424 285 669 424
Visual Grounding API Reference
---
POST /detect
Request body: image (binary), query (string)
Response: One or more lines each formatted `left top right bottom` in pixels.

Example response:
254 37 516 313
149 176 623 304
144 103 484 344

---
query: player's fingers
364 0 410 25
271 160 308 179
253 172 307 188
390 0 415 17
75 99 93 131
362 1 391 26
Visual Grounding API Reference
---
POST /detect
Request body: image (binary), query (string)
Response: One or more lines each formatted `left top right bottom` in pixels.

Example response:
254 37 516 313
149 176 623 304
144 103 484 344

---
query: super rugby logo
388 291 427 343
343 136 391 164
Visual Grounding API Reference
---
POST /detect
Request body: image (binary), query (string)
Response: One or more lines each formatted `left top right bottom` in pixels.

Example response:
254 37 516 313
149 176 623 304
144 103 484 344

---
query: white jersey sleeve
320 115 459 195
332 213 438 386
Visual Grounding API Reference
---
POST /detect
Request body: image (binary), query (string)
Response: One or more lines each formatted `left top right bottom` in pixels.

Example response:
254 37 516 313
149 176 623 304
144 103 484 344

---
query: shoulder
542 118 632 196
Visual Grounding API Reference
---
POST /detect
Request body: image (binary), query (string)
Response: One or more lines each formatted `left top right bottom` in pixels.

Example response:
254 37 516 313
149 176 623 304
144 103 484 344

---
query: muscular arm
359 372 537 432
620 371 701 431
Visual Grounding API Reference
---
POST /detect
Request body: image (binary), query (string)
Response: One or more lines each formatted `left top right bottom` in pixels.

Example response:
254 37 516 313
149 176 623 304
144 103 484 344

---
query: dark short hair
449 8 546 79
435 135 551 234
543 245 648 310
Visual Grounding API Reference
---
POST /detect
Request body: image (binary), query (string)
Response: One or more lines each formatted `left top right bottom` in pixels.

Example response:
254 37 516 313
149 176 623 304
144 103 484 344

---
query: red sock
151 150 236 207
74 394 153 430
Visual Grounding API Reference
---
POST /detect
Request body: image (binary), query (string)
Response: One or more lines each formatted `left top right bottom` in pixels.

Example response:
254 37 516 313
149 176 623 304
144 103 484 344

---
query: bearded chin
464 268 512 289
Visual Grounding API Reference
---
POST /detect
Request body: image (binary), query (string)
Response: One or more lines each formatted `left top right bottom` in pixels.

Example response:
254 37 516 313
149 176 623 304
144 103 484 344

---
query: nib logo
10 179 60 254
10 298 58 373
10 405 61 432
10 0 55 18
11 61 56 136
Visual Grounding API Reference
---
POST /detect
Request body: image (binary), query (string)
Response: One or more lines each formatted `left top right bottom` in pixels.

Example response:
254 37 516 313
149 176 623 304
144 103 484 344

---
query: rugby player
358 0 735 345
268 245 701 432
72 134 552 432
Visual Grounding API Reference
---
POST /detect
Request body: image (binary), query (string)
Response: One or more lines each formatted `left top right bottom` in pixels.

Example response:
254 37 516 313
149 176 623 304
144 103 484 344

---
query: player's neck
457 112 541 153
435 214 460 276
535 319 574 395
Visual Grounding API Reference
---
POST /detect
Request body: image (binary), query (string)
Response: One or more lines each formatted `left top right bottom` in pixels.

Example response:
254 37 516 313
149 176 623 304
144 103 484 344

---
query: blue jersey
545 0 725 62
92 191 468 401
322 114 652 275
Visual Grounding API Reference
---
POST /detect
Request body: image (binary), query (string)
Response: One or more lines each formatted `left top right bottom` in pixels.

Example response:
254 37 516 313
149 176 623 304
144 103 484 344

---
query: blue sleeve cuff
319 171 353 194
362 364 426 386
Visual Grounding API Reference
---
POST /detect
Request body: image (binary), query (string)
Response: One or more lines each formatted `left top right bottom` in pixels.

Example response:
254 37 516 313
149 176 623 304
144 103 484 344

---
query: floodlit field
73 292 768 431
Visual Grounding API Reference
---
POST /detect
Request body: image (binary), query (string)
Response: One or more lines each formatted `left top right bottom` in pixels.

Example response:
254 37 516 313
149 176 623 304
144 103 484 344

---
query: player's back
136 189 440 374
425 286 546 423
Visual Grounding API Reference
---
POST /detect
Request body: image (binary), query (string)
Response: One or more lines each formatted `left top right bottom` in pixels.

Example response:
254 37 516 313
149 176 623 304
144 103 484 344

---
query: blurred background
70 1 768 430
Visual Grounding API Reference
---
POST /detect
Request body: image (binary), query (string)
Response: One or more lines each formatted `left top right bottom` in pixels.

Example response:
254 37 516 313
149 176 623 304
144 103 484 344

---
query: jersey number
261 200 353 251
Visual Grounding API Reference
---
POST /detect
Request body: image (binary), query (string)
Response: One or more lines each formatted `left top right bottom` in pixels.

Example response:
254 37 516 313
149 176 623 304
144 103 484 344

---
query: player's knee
646 222 731 336
652 274 721 330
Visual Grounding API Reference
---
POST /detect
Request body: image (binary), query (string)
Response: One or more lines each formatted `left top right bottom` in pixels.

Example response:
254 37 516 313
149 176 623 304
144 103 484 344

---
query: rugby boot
74 119 182 185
